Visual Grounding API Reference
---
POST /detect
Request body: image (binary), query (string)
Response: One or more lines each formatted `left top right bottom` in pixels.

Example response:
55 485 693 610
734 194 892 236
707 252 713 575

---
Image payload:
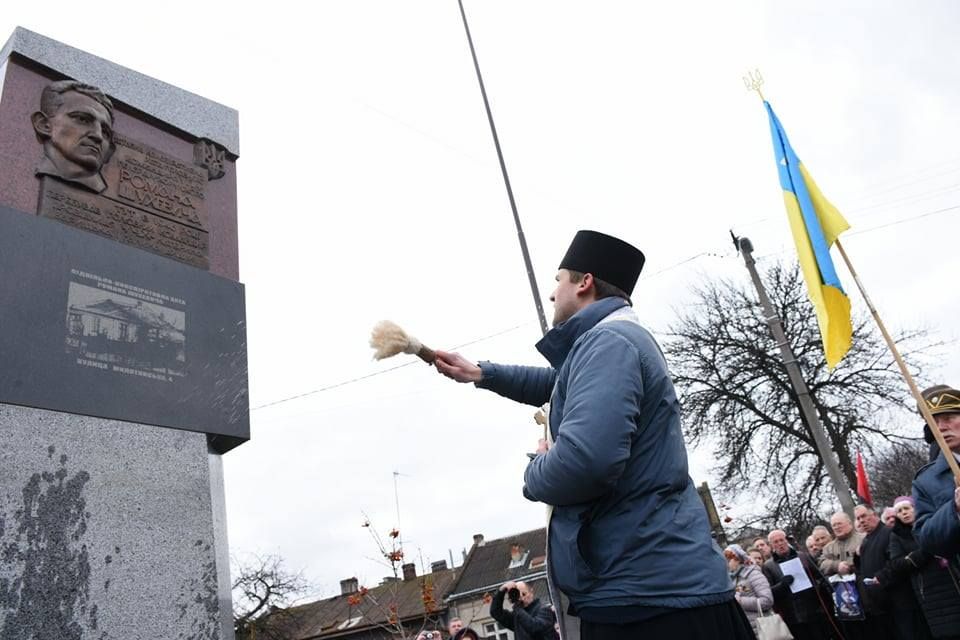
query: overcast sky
4 0 959 598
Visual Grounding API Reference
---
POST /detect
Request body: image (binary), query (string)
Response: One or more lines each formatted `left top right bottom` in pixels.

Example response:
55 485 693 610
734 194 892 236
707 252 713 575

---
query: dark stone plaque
0 204 247 452
37 133 210 270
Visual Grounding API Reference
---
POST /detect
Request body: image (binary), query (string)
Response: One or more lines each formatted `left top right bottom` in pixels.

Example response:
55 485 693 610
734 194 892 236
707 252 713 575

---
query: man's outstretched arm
435 350 554 407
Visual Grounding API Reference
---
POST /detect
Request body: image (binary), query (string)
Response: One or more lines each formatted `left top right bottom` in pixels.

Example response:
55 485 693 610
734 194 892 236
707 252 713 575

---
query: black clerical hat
558 230 645 296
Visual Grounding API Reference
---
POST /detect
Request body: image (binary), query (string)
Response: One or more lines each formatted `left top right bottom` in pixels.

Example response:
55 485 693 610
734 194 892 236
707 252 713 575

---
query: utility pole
733 233 855 518
457 0 549 336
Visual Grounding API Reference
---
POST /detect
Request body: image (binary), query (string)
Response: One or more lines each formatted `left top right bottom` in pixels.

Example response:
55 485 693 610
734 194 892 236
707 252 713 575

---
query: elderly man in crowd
764 529 833 640
820 511 863 576
811 526 833 551
853 505 895 639
913 384 960 559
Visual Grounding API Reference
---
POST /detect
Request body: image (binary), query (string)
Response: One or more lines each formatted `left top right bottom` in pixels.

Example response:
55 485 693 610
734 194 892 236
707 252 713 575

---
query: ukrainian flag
765 102 852 368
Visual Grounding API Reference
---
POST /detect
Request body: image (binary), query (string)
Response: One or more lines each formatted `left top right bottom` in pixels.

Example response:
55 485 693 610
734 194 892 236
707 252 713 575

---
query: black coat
765 547 833 626
855 524 893 615
880 520 960 638
490 590 557 640
872 525 922 613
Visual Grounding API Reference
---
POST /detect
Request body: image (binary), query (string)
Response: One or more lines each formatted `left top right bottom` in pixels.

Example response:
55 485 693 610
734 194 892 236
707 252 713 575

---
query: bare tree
665 260 937 531
868 440 930 509
233 554 313 640
349 516 446 640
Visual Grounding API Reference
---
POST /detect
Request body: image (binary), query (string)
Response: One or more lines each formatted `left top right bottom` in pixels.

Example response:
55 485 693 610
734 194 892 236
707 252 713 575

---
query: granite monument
0 27 247 639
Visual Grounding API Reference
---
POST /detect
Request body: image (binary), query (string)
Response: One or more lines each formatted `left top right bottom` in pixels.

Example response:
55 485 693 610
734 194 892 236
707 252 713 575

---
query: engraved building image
66 282 186 376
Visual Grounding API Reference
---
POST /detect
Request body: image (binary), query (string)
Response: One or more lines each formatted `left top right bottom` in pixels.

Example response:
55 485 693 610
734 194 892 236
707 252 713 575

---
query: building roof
270 567 459 640
72 298 183 336
446 528 547 601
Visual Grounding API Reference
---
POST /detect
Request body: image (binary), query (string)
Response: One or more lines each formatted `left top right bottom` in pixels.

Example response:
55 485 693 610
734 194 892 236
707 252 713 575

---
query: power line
753 202 960 260
846 203 960 236
845 181 960 215
251 201 956 411
731 167 960 233
640 251 732 280
251 322 531 410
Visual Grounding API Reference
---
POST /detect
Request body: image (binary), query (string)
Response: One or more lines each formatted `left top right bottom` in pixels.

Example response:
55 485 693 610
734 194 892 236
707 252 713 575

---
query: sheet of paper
778 557 813 593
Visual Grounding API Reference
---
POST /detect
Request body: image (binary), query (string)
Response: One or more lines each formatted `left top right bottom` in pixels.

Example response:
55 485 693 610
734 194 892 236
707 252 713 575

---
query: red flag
856 451 873 506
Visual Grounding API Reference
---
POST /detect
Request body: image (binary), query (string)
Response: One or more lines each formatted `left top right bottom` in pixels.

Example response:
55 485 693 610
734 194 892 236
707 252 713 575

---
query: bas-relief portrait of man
31 80 115 193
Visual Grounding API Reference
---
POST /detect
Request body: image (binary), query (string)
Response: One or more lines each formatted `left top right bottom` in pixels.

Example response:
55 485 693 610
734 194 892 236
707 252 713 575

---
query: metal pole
457 0 549 336
734 234 856 517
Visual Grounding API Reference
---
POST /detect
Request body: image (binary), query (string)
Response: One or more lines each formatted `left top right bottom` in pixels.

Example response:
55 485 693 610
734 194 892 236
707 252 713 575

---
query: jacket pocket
550 508 598 596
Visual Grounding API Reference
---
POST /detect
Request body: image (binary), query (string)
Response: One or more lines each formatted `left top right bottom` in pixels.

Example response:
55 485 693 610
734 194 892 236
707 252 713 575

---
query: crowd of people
720 383 960 640
724 499 960 639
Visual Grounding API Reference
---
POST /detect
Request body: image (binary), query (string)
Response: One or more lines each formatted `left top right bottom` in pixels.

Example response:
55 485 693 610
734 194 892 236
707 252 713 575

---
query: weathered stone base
0 403 233 639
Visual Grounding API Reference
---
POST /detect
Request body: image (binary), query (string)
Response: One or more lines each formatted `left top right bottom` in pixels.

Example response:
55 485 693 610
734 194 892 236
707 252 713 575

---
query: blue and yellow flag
765 101 851 368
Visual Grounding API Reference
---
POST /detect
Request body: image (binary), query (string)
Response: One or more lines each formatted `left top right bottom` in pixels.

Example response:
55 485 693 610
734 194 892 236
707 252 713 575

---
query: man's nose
87 121 104 143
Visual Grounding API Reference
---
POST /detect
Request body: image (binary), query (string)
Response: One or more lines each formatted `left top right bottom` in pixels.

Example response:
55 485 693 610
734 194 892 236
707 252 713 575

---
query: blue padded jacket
477 297 732 613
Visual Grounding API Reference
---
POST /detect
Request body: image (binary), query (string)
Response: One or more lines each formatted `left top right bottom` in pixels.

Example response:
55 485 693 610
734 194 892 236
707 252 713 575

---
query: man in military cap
912 384 960 558
434 231 749 639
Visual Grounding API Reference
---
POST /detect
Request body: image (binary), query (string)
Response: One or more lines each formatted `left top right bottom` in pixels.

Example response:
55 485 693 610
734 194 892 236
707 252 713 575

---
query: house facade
444 528 551 640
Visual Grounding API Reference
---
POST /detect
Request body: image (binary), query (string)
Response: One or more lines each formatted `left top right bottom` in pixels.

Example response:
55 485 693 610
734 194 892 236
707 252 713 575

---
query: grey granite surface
0 403 233 639
0 27 239 155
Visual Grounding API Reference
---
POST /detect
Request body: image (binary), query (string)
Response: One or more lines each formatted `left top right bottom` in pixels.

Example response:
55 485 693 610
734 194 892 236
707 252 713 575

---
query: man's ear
31 111 51 139
577 272 595 297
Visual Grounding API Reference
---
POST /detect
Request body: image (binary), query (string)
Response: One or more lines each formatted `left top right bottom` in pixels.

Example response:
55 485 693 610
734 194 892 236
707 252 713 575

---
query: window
508 549 529 569
483 620 511 640
336 616 362 630
119 322 129 341
69 313 83 335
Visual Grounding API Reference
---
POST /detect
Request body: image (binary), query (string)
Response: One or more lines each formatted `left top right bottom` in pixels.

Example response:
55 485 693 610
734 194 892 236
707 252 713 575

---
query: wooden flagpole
834 239 960 485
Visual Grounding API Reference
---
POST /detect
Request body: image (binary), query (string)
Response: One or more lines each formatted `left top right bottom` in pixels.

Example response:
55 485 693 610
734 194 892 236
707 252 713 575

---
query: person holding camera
490 581 558 640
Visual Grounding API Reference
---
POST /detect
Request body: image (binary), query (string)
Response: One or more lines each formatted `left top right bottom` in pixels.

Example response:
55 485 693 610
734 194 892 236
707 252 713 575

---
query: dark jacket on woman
879 519 960 639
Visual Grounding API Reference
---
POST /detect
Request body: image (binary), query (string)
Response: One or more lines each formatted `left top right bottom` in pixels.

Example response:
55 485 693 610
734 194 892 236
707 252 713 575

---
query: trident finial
743 68 765 101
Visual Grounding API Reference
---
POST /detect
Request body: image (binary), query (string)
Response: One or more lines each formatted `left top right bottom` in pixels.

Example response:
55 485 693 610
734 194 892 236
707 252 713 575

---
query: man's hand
536 439 550 455
434 350 482 383
954 486 960 513
500 580 517 592
838 561 852 575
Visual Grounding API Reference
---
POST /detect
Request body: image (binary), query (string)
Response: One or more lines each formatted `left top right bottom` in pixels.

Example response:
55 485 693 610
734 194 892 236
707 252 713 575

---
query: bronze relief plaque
37 133 210 269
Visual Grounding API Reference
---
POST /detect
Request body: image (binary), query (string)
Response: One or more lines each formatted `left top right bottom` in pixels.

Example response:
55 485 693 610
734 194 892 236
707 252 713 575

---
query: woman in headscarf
725 543 774 635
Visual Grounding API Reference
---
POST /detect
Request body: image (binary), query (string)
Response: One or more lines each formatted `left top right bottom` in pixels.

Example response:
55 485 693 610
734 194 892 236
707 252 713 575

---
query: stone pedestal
0 405 232 638
0 28 245 639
